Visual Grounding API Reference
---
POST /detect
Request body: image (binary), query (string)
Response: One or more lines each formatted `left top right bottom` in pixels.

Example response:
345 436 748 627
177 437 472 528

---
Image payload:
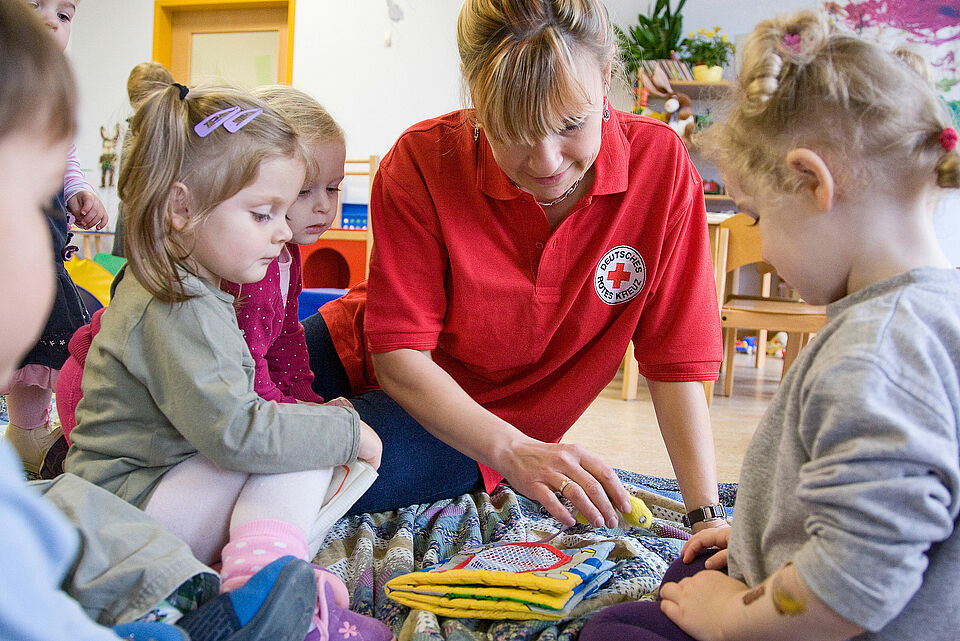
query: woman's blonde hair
119 85 303 302
696 10 959 201
252 85 343 184
0 0 75 144
457 0 615 145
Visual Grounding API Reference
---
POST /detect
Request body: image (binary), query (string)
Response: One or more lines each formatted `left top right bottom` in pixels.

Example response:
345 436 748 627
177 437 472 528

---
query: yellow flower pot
692 64 724 82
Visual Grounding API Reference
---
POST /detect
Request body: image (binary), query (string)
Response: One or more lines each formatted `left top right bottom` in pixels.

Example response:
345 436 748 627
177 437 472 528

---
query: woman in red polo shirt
304 0 724 533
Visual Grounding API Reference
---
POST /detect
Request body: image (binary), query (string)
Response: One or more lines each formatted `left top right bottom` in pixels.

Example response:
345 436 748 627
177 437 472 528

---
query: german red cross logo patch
594 245 646 305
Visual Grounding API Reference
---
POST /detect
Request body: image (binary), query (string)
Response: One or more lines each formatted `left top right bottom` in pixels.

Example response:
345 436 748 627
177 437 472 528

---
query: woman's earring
474 125 480 141
602 97 610 122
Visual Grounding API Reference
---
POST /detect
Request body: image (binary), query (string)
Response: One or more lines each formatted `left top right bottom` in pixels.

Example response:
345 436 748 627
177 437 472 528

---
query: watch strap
682 504 726 528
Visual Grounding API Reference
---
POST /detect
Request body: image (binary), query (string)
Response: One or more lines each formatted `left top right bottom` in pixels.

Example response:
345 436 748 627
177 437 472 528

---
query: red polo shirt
365 109 722 491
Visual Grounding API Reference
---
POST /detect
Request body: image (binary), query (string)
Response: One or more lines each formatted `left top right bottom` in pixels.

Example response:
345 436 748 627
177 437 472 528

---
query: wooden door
153 1 295 87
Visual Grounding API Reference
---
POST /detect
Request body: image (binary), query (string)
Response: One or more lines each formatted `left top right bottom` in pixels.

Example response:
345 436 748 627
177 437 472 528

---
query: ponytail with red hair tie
940 127 958 152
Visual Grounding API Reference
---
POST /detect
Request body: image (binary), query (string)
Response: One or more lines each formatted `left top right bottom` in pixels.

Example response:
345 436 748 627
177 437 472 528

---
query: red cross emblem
595 245 645 305
606 262 632 289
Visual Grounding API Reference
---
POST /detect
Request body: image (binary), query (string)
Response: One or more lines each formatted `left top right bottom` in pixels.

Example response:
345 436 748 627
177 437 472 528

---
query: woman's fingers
578 450 632 514
533 483 578 527
504 441 631 530
557 472 618 528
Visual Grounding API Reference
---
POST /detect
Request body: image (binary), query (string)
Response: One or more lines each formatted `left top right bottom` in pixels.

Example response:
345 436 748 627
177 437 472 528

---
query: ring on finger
558 478 577 494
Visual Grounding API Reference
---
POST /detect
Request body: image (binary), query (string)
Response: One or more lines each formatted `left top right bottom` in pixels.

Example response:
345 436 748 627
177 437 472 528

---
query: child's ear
167 182 193 231
785 148 834 212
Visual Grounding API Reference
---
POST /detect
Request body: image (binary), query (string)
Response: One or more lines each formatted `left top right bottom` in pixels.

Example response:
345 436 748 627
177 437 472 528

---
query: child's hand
67 191 109 230
659 570 747 641
356 419 382 470
682 522 731 570
323 397 354 409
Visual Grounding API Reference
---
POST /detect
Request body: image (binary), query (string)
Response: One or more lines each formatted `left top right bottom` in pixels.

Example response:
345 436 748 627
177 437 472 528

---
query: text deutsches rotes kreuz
594 245 646 305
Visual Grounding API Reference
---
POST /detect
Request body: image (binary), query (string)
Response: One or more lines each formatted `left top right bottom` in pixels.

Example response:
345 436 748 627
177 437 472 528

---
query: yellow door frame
153 0 295 84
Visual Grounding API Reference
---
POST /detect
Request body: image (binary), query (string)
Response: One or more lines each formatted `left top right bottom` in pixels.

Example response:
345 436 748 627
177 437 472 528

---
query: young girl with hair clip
582 10 960 641
63 84 393 641
0 3 325 640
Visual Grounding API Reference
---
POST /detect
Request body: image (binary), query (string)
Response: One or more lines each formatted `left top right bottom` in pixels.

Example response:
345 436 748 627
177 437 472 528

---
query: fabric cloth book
384 540 616 620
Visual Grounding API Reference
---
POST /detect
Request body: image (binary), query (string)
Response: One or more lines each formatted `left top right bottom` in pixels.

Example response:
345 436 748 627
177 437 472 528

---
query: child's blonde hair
127 61 175 111
0 0 75 143
119 85 303 302
251 85 343 184
696 10 960 199
457 0 616 146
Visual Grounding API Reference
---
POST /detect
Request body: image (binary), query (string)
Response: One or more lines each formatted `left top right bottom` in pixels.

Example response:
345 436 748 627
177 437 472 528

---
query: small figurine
638 66 696 144
99 124 119 188
767 331 788 359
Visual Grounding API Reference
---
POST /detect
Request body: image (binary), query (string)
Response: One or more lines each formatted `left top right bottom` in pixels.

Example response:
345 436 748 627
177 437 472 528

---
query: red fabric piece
318 280 379 396
56 307 105 445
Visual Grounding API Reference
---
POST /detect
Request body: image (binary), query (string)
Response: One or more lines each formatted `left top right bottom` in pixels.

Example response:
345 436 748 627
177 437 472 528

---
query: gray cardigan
65 270 360 508
729 268 960 640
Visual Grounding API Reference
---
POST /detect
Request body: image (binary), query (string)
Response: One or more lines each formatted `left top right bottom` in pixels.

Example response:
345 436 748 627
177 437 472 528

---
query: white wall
68 0 959 262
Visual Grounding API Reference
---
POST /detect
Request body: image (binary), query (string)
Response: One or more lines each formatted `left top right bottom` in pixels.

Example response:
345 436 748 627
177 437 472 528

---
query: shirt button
535 241 544 249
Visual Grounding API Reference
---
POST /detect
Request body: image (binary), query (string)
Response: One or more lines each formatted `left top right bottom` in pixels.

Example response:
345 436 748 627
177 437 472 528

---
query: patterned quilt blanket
314 471 737 641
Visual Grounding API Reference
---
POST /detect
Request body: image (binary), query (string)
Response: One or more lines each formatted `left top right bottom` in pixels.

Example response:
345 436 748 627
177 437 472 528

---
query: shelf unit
671 80 732 100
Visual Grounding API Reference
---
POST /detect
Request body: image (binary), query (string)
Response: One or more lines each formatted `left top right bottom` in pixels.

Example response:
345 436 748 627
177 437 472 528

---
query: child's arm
665 351 959 641
659 561 865 641
64 144 108 230
132 292 362 472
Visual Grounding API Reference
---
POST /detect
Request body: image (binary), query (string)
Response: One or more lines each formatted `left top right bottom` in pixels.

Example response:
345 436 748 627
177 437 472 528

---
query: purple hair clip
193 106 263 138
782 32 802 52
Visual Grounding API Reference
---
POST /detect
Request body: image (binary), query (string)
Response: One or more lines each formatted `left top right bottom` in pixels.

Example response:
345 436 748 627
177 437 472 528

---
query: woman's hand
356 419 382 470
499 438 631 528
682 522 731 569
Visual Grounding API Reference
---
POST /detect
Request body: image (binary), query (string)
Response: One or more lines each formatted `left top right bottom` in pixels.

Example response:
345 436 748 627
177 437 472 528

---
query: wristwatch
682 504 726 528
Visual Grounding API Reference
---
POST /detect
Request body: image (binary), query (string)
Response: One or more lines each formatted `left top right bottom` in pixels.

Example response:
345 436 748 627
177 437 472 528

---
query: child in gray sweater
582 9 960 641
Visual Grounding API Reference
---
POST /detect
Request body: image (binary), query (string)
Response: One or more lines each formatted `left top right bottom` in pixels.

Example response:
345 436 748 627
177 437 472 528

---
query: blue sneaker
112 620 188 640
176 555 317 641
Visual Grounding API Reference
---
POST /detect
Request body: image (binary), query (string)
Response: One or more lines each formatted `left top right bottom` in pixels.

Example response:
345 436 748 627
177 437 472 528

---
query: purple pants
580 551 721 641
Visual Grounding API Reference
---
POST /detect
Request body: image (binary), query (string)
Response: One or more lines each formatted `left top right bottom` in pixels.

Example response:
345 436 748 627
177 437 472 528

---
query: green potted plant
615 0 688 80
681 27 735 82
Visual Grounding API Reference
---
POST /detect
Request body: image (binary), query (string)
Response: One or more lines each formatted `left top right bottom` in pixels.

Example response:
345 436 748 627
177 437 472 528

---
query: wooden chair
341 155 380 276
714 213 827 398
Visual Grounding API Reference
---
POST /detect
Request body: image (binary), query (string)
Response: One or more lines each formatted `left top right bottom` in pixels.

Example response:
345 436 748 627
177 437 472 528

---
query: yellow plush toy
575 493 654 529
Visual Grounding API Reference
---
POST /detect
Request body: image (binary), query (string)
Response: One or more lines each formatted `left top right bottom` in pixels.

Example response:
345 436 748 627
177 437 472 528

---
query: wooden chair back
713 213 827 398
342 155 380 276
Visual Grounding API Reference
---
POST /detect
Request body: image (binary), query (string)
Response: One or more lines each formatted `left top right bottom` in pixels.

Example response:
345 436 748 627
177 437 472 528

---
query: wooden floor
562 352 783 483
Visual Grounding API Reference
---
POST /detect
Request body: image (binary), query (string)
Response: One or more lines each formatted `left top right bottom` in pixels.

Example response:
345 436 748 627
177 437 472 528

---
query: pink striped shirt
63 143 94 203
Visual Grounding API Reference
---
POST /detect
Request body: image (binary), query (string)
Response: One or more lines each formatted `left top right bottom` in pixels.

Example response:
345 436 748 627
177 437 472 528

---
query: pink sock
219 519 310 593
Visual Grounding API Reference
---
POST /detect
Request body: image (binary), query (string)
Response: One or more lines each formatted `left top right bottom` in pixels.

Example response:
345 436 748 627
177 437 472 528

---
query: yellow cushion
64 257 113 306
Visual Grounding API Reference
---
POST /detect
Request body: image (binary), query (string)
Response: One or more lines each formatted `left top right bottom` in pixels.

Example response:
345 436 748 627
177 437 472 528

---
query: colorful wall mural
823 0 960 123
